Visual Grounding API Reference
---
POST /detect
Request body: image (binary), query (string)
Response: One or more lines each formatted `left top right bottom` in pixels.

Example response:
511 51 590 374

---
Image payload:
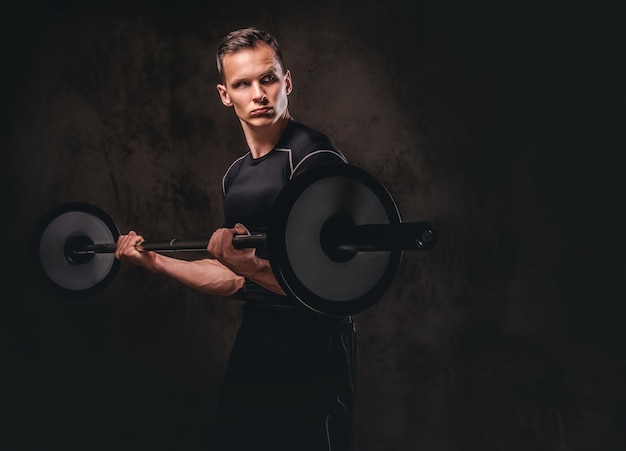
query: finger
116 231 143 259
207 228 227 257
234 223 250 235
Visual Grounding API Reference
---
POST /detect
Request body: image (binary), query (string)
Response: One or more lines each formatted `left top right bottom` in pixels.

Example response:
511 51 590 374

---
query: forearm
150 253 245 297
238 256 286 296
208 224 286 296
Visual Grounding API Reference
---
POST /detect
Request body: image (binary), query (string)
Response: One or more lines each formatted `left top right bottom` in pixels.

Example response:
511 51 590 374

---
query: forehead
221 43 282 81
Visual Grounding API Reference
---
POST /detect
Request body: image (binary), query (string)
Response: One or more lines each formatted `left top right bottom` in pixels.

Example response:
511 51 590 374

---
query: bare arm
208 223 286 296
115 231 245 297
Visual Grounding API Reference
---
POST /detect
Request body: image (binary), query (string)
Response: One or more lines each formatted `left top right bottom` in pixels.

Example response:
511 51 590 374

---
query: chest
223 154 291 230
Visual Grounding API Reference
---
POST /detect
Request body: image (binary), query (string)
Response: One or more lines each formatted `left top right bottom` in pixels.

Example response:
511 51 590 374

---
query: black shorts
211 307 358 451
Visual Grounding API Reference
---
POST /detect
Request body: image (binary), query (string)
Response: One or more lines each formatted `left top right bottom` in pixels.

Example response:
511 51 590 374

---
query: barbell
31 164 437 316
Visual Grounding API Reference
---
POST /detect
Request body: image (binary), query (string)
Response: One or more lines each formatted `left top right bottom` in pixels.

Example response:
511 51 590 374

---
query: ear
284 70 293 95
216 84 232 106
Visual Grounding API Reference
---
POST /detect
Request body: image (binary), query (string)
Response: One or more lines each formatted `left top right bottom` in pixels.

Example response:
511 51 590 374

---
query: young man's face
217 43 292 128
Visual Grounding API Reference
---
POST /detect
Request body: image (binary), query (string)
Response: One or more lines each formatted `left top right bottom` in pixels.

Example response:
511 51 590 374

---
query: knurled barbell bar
31 164 437 316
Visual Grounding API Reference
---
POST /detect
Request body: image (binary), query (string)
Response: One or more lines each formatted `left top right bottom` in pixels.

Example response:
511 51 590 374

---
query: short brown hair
216 27 285 82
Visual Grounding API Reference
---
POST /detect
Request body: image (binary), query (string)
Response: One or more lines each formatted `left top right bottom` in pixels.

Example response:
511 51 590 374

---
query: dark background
2 1 624 450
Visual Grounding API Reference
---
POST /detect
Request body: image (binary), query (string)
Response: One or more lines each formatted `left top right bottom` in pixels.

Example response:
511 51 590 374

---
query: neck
242 113 291 159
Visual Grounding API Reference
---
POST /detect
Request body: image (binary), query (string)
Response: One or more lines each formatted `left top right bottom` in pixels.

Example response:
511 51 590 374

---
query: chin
248 116 277 126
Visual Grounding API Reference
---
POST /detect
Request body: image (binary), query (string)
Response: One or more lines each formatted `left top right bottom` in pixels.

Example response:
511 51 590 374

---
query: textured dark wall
3 1 625 450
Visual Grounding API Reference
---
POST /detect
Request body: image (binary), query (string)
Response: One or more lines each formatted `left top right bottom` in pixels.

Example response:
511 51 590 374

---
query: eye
261 74 277 84
234 81 249 88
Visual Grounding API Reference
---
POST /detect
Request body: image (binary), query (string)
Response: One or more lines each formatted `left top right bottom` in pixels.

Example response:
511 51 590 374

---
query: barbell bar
32 164 437 316
68 222 433 257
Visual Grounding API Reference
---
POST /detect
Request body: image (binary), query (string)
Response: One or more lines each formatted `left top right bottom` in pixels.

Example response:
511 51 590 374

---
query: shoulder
278 120 348 178
222 151 250 195
281 120 338 153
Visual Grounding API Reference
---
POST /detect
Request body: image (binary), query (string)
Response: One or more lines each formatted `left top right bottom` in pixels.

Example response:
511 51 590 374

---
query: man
116 27 357 450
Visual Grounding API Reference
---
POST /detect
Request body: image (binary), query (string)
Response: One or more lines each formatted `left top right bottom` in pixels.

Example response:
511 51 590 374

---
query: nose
252 83 267 103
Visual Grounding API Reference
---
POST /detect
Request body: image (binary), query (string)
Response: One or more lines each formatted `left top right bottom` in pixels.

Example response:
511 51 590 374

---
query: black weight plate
268 164 402 316
31 202 120 296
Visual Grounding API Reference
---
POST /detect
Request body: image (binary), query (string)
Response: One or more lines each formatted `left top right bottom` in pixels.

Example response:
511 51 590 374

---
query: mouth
251 107 274 116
